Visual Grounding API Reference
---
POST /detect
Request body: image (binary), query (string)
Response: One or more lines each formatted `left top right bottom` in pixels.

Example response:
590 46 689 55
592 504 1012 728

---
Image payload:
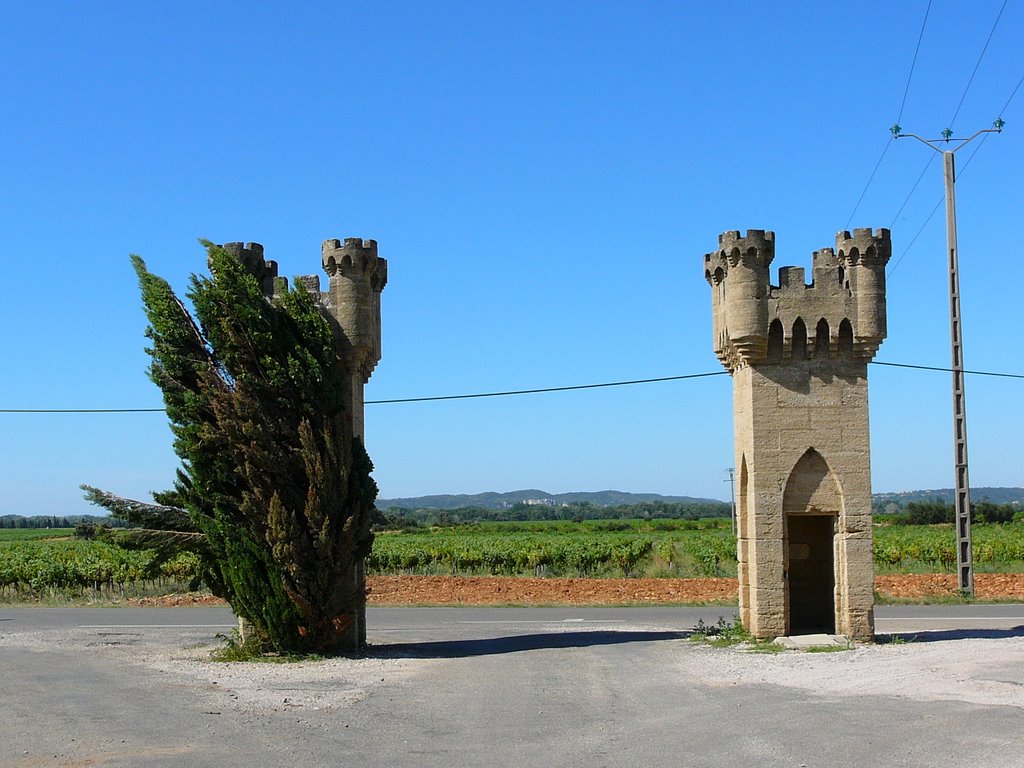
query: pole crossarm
894 124 1003 153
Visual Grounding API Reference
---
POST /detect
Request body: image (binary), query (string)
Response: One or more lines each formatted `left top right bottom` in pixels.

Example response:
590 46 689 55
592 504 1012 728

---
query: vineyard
366 525 737 578
872 524 1024 572
2 520 1023 600
0 539 201 598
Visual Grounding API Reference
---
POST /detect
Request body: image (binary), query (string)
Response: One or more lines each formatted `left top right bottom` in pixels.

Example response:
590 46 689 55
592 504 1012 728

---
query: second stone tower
703 228 890 641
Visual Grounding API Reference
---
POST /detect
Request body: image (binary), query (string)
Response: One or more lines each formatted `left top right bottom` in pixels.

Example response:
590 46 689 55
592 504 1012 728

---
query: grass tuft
689 616 784 652
209 630 325 664
803 643 852 653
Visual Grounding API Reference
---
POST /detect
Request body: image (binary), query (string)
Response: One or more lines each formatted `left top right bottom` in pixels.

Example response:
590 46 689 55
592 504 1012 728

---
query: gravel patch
679 636 1024 709
0 627 439 715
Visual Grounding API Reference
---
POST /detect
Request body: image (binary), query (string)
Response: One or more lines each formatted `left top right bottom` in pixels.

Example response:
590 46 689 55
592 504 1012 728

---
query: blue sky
1 1 1021 516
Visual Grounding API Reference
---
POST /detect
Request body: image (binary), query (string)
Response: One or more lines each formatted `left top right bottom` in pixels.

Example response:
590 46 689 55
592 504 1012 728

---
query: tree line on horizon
8 497 1022 531
377 499 733 527
0 514 131 530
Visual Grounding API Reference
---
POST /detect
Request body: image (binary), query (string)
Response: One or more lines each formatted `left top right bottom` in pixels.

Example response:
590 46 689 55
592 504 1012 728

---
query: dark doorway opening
787 515 835 634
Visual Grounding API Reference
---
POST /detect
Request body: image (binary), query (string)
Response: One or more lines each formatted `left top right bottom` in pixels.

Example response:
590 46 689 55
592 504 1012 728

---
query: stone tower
224 238 387 647
703 228 890 641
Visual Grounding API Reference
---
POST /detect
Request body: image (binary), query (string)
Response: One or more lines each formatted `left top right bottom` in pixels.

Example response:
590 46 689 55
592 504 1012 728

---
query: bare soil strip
128 573 1024 607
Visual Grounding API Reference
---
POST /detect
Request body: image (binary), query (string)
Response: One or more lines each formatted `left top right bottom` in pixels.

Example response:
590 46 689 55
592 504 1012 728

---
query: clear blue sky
1 1 1021 516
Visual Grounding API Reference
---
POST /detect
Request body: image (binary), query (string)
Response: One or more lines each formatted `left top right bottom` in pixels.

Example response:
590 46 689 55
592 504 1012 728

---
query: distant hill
873 487 1024 506
380 486 1024 511
377 489 729 510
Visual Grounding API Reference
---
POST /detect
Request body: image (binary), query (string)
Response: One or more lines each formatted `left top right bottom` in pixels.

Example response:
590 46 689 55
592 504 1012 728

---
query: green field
2 519 1022 601
0 528 76 541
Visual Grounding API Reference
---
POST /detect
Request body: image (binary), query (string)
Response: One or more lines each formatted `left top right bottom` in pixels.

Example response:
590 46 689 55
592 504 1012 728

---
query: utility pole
893 119 1003 595
725 467 736 536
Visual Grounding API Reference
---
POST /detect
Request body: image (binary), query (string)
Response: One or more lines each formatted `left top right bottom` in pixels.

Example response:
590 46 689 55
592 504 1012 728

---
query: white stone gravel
0 628 440 714
150 644 442 714
679 636 1024 709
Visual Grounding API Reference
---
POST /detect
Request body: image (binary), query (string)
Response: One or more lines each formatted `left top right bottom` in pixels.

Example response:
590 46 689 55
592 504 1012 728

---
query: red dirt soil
130 573 1024 607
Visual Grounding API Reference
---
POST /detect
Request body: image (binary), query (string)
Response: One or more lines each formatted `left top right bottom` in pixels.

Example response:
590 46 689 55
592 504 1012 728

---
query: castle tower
224 237 388 442
703 228 890 641
320 238 388 442
223 237 387 648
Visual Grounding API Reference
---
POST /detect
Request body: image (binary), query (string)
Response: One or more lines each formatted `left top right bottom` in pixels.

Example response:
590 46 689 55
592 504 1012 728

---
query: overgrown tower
703 228 890 641
224 237 387 647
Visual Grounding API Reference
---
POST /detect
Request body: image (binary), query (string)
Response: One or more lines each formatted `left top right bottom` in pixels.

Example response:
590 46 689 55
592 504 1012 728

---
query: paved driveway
2 606 1022 767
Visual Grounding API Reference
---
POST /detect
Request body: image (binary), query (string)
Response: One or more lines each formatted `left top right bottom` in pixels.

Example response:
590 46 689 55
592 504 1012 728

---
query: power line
888 154 935 229
845 141 893 231
2 361 1021 414
888 3 1014 276
948 0 1008 131
887 193 943 276
896 0 932 126
0 407 167 414
845 0 932 229
364 372 726 404
871 360 1024 380
998 71 1024 116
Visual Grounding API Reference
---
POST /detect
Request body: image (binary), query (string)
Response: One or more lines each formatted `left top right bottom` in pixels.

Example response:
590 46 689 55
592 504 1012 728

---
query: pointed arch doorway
783 449 841 634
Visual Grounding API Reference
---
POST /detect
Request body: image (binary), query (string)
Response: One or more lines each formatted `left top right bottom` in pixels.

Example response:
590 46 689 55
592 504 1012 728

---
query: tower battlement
322 238 379 277
705 229 775 277
220 241 279 297
215 239 387 384
836 228 891 267
704 228 890 371
321 236 387 382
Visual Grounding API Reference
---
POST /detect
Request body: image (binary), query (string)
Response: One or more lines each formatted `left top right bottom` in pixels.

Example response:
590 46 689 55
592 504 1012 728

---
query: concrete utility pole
893 119 1004 595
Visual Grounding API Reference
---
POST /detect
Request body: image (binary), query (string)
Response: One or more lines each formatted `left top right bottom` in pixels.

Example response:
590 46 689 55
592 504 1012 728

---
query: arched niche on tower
838 319 854 358
766 319 784 363
738 455 750 537
814 319 830 359
737 454 751 628
791 318 807 359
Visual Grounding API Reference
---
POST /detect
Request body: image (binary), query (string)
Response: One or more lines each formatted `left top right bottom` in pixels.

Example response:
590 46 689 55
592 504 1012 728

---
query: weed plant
689 616 783 653
211 629 326 663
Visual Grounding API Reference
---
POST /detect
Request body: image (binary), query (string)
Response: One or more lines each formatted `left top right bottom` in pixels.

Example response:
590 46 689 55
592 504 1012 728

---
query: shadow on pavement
371 630 688 658
877 625 1024 643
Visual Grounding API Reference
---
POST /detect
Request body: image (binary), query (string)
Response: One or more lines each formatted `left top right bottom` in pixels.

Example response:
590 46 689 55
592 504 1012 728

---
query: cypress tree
130 242 376 653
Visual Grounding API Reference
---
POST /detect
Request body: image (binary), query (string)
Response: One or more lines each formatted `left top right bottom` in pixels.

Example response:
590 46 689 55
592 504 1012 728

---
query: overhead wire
364 372 726 404
947 0 1008 131
888 154 935 229
996 70 1024 117
871 360 1024 380
844 0 932 230
888 0 1011 275
2 359 1020 414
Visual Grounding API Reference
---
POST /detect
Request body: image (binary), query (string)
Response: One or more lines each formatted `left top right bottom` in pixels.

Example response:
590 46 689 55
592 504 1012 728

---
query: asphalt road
5 602 1024 635
2 605 1023 767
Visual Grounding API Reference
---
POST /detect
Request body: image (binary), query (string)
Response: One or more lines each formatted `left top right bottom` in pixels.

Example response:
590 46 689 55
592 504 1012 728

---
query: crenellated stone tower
223 238 387 441
320 238 388 443
223 238 387 647
703 228 890 641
